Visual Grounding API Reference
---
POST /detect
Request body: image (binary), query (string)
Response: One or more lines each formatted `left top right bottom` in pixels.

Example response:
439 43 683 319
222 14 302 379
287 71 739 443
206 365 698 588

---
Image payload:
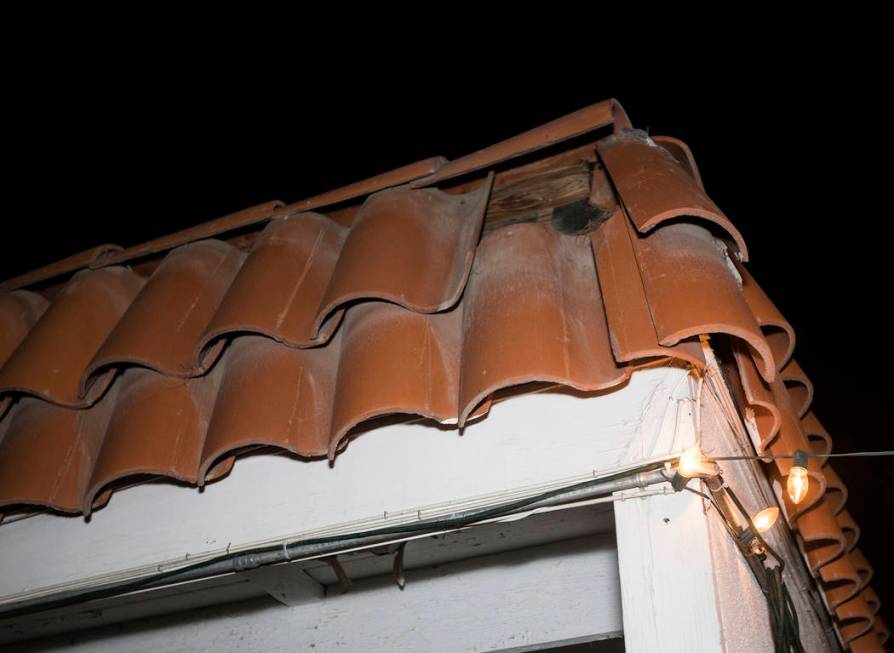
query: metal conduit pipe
150 468 670 582
0 467 672 619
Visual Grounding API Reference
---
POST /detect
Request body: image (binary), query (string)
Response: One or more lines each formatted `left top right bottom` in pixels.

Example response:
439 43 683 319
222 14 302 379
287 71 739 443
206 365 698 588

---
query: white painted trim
612 346 836 653
7 535 623 653
0 365 695 602
0 503 617 645
613 489 725 653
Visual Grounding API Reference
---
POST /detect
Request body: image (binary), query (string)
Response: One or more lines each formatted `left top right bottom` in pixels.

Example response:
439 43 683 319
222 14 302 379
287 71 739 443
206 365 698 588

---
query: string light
677 446 703 477
786 450 809 505
752 506 780 533
675 446 719 479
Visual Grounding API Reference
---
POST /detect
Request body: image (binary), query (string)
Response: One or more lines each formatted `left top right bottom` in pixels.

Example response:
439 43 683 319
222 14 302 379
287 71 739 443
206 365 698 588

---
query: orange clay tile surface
0 105 886 650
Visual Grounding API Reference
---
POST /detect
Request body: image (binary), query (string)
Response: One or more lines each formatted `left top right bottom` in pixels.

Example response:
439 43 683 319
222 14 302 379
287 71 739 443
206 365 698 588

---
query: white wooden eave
0 358 837 652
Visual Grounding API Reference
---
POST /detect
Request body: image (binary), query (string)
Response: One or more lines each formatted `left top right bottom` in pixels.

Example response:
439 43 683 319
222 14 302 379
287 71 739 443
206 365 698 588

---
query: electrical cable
725 485 785 572
697 476 804 652
709 450 894 461
0 459 671 619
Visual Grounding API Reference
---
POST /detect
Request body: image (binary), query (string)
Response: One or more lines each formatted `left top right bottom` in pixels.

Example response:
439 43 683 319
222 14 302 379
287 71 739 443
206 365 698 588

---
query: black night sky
3 55 892 630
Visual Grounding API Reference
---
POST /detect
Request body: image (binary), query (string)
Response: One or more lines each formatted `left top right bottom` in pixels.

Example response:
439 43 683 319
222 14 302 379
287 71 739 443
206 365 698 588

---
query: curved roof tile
596 129 749 260
0 290 48 368
0 267 144 407
0 106 882 644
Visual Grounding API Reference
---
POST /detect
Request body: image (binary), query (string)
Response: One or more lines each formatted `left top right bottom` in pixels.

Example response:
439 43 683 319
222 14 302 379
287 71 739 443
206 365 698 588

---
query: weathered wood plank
484 163 591 227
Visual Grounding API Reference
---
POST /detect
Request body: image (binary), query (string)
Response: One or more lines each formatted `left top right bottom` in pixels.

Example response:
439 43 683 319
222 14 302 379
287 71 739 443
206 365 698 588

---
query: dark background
4 63 891 626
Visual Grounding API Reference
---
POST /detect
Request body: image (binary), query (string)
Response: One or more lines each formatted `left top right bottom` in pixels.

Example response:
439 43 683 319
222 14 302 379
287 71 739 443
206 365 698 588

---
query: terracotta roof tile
729 343 780 452
802 411 833 458
836 592 876 643
0 290 48 368
651 135 704 190
86 240 246 381
821 554 864 607
837 510 861 552
780 359 813 418
201 213 348 348
731 317 885 648
739 266 796 372
0 267 144 407
0 103 883 643
596 129 749 260
637 222 775 381
0 395 117 512
200 334 338 475
313 178 492 331
590 209 705 368
850 620 888 652
1 207 742 508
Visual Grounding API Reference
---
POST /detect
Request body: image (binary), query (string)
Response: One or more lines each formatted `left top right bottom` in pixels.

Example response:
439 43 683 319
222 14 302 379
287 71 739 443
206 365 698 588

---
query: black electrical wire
710 450 894 461
704 481 804 652
0 459 670 619
725 486 785 572
668 471 803 651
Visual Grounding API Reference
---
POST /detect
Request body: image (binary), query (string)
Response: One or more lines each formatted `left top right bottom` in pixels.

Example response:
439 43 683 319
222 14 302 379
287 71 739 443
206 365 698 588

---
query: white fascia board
0 364 695 601
614 488 725 652
4 534 623 653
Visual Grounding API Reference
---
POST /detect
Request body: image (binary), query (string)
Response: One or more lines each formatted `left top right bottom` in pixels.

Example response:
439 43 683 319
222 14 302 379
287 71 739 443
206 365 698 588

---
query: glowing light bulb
677 446 703 478
786 450 810 505
752 506 780 533
787 466 809 504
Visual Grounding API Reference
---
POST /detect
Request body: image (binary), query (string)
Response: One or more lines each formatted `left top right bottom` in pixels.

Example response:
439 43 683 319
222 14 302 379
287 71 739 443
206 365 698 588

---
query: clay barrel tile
459 223 630 425
862 587 881 616
850 626 887 652
849 548 873 591
199 335 340 480
837 510 861 552
330 302 463 456
0 267 144 407
200 214 347 352
731 343 781 452
765 377 821 476
596 129 748 260
0 391 118 513
83 365 224 514
633 222 775 382
312 176 493 336
0 290 49 366
802 411 833 459
819 554 862 608
850 630 887 652
650 135 704 189
738 266 796 372
835 593 875 644
590 211 704 368
0 290 49 421
793 497 846 572
823 464 849 515
85 240 245 384
779 359 813 418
